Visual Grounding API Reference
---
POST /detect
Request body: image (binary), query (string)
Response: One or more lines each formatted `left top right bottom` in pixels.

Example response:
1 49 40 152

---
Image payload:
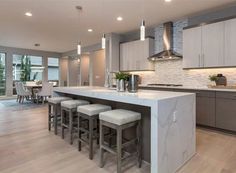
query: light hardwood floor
0 101 236 173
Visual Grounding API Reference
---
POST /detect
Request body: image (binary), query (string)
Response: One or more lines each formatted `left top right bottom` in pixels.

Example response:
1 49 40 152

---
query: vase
118 79 126 92
116 79 120 91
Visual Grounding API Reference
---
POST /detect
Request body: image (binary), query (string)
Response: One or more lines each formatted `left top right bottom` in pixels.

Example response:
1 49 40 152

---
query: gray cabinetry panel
196 96 215 127
216 92 236 131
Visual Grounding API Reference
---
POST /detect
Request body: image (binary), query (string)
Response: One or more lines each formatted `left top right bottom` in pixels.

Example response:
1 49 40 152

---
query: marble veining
53 87 196 173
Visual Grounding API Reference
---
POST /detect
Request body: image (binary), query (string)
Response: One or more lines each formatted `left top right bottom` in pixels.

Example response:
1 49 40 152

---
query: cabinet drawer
216 92 236 99
173 89 215 98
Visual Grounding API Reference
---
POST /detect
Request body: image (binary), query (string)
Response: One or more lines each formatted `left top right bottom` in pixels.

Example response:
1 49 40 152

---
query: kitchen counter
53 86 196 173
139 85 236 92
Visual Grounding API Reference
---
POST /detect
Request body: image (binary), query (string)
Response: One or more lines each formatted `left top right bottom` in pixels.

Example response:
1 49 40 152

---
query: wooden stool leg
61 109 65 139
54 105 58 135
99 121 105 168
117 127 122 173
48 104 51 131
137 121 142 168
69 110 73 145
96 118 99 145
89 117 94 160
78 114 82 151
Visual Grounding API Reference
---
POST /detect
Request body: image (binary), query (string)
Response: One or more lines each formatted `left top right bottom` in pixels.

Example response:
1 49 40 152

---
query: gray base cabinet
141 87 236 132
216 92 236 131
196 96 215 127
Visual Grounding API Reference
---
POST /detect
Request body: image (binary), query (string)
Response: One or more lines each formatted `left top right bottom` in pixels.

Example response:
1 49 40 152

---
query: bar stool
48 97 72 135
77 104 112 160
99 109 142 173
61 100 89 144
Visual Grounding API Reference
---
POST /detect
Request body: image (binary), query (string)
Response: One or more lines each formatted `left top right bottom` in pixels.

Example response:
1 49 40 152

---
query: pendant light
140 20 145 41
77 42 81 55
102 34 106 49
76 6 83 55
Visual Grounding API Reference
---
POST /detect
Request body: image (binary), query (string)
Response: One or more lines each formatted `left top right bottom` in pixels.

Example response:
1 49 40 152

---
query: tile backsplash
133 60 236 87
132 19 236 87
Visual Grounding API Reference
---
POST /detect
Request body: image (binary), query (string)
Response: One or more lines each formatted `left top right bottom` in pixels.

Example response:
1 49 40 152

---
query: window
13 55 43 81
48 57 59 81
0 53 6 96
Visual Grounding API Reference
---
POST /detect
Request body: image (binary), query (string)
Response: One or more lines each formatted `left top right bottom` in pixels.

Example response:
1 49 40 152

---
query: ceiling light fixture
165 0 172 2
25 12 32 17
140 20 145 41
76 6 83 55
88 29 93 32
102 34 106 49
77 42 81 55
117 16 123 21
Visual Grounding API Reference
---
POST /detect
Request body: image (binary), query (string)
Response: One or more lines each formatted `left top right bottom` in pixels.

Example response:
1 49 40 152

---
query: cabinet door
120 38 154 71
196 96 215 127
202 22 224 67
224 18 236 66
216 92 236 131
183 27 202 68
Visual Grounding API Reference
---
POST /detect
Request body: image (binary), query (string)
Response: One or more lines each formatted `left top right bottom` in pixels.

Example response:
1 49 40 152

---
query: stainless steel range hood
148 22 182 61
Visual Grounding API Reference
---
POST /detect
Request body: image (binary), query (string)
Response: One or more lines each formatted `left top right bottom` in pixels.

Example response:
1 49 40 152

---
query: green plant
115 72 129 81
209 74 218 82
0 56 5 95
20 55 31 82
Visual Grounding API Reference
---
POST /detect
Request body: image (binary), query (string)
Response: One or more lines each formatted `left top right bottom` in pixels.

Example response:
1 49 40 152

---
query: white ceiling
0 0 235 53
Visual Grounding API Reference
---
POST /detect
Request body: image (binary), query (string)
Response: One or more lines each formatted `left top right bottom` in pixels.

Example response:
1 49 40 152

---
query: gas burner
147 84 183 87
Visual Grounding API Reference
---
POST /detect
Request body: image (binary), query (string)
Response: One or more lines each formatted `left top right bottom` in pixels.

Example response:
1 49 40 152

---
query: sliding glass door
12 55 43 94
48 57 59 86
0 53 6 96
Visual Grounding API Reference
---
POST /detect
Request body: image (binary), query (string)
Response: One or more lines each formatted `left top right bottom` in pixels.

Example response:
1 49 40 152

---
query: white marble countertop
53 86 194 107
140 84 236 92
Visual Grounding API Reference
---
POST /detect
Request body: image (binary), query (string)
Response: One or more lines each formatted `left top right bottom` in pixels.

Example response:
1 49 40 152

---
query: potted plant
209 74 227 86
115 72 129 92
209 74 218 86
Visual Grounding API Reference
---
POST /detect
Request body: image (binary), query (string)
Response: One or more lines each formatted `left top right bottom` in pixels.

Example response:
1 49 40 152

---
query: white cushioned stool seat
48 97 72 104
77 104 111 116
99 109 141 125
61 100 89 109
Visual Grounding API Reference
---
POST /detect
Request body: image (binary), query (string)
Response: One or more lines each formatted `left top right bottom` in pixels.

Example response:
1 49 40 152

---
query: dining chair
36 82 53 104
16 82 32 103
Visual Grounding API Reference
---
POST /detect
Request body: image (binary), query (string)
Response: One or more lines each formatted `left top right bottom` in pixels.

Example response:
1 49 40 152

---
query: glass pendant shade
140 20 145 41
102 34 106 49
77 43 81 55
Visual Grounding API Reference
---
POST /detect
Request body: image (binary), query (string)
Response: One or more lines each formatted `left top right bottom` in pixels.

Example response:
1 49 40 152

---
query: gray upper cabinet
120 38 154 71
183 26 202 68
183 17 236 69
224 18 236 66
202 22 224 67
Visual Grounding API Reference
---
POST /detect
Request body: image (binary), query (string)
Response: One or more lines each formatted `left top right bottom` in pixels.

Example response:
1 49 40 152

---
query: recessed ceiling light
88 29 93 32
34 43 40 47
25 12 32 17
165 0 172 2
117 16 123 21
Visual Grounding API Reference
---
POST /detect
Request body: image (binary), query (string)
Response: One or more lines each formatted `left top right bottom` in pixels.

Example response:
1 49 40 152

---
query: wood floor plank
0 100 236 173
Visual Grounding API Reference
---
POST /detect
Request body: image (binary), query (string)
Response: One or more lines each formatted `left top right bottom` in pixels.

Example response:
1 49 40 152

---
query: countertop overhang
53 86 194 107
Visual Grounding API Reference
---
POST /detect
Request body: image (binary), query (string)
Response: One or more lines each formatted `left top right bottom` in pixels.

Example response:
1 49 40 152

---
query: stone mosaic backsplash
133 60 236 87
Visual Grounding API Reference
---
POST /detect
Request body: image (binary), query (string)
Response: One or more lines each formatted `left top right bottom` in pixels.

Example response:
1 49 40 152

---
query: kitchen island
53 86 196 173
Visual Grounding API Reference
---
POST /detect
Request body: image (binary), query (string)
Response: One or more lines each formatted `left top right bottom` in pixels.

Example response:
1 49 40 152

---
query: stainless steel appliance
128 75 139 93
147 22 182 61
